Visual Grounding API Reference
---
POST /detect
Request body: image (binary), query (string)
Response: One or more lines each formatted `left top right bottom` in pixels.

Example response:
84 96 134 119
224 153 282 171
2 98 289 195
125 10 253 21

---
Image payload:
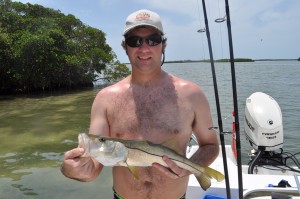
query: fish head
78 134 128 166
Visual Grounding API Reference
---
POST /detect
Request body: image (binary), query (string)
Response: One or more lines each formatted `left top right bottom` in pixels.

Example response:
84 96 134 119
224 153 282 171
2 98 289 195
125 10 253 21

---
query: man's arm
61 89 110 181
190 85 219 166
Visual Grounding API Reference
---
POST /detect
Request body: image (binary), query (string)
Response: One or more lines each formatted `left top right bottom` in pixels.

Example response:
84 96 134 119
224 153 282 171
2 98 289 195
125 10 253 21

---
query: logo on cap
135 12 151 21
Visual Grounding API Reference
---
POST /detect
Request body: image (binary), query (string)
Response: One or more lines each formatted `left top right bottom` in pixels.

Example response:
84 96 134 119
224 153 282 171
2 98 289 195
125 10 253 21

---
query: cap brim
123 24 163 35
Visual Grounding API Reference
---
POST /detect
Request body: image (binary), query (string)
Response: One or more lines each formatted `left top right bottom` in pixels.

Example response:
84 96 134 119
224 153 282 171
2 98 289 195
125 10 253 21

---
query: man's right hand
61 147 102 182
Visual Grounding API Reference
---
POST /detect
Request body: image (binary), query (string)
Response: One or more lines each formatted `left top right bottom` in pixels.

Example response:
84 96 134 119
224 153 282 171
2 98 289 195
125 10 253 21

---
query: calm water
0 61 299 198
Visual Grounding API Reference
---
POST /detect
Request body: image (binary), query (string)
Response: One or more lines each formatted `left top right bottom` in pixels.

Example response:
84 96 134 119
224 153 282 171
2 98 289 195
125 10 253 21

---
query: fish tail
204 166 225 182
195 173 211 190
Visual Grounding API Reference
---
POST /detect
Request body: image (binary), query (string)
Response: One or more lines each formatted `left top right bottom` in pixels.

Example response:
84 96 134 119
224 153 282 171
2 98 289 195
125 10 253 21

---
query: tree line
0 0 130 94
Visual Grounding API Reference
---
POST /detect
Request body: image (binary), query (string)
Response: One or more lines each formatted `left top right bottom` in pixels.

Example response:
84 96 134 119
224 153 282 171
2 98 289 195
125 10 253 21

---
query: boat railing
243 175 300 198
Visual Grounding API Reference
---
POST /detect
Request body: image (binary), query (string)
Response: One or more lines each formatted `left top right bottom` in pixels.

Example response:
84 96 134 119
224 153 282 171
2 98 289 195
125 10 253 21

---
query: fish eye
100 138 105 142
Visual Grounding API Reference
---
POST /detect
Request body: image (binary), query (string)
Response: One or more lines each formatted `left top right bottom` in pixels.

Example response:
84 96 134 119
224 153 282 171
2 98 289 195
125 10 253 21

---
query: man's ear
162 38 167 53
121 40 128 55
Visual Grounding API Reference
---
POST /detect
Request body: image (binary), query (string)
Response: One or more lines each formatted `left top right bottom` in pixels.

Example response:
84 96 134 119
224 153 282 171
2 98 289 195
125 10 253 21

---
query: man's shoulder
168 75 207 103
171 75 202 91
93 79 130 108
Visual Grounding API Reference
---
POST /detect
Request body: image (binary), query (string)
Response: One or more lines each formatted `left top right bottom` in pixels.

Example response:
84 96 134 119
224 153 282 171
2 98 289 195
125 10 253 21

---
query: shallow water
0 61 299 198
0 89 114 198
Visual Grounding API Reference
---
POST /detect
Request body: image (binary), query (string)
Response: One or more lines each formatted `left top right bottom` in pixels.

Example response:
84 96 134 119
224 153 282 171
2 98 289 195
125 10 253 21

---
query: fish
78 133 224 190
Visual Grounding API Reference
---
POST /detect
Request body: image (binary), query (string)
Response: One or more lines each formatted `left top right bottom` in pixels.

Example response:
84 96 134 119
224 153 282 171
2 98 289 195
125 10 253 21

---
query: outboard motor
244 92 284 174
245 92 283 151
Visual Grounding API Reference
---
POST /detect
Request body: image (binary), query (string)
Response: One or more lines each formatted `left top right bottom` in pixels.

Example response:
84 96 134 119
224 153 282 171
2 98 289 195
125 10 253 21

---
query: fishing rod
200 0 231 198
223 0 243 198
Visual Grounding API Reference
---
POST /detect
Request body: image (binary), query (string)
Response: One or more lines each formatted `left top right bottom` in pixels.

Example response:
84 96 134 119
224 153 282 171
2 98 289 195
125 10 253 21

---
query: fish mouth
78 133 90 156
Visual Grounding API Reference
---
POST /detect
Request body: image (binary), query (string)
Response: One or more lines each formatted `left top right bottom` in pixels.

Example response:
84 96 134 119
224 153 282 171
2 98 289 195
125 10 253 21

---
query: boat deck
186 145 300 199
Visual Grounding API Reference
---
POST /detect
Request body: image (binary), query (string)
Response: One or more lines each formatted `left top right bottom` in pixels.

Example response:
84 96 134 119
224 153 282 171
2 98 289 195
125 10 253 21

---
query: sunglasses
125 33 163 48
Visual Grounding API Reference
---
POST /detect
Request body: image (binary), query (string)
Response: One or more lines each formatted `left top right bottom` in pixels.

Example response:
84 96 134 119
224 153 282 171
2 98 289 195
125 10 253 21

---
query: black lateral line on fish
127 146 202 172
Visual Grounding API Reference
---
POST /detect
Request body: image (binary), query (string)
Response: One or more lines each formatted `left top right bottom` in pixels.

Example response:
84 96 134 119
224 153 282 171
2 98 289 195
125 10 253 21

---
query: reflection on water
0 167 113 199
0 61 299 198
0 88 114 198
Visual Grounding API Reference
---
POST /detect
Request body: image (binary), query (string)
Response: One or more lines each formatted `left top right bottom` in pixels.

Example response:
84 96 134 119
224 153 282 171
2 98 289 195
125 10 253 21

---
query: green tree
0 0 129 94
0 30 14 91
104 61 130 82
12 31 56 91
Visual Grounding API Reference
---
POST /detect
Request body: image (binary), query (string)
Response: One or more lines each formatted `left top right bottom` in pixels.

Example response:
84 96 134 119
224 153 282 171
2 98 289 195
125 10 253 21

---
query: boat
186 92 300 199
194 0 300 197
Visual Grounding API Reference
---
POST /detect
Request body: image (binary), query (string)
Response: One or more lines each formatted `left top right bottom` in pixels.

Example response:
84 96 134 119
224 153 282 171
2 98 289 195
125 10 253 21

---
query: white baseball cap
123 9 164 35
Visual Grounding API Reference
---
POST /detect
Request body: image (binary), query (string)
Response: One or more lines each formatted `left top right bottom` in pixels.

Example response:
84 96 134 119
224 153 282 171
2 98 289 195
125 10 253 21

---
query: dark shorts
113 188 186 199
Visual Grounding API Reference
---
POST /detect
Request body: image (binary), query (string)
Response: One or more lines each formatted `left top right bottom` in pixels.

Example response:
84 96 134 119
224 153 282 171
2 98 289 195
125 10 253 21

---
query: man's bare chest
107 86 192 137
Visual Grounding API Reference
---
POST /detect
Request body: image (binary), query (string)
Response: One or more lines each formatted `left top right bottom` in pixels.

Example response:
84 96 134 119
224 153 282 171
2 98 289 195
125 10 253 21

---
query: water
163 61 300 158
0 61 299 198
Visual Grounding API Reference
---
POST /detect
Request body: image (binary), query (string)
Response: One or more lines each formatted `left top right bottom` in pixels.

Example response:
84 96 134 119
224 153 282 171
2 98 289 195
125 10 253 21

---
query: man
61 9 219 199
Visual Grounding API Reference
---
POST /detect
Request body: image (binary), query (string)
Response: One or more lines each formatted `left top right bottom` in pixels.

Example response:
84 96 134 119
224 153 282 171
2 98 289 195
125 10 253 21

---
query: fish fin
127 166 139 180
204 166 225 182
195 173 211 191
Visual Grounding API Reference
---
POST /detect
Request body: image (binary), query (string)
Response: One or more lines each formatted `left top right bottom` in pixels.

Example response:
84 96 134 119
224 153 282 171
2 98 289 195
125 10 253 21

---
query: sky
12 0 300 63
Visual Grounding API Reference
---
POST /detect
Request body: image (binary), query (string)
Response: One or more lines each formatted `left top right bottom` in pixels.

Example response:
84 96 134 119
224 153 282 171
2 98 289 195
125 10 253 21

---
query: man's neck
130 70 166 87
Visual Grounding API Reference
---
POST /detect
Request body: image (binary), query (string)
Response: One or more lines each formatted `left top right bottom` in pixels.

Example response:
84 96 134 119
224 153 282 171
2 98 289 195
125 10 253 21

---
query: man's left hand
152 155 191 179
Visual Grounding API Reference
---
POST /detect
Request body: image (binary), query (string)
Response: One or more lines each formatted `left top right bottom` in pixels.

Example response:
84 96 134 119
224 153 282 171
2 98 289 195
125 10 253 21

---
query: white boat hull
186 145 300 199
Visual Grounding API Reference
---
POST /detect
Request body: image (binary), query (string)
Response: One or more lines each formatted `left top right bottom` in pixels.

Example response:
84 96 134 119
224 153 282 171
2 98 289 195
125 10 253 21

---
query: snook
78 133 224 190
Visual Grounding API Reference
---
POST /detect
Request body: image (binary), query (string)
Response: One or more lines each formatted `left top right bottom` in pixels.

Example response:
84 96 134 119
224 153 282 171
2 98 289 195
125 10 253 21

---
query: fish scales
78 133 224 190
125 140 206 173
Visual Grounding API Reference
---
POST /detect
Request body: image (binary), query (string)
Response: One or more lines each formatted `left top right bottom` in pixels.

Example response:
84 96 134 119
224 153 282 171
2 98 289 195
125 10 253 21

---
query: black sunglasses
125 33 163 48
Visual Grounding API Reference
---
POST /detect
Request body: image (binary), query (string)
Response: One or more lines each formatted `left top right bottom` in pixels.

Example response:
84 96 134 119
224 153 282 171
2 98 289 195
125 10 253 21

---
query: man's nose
138 40 151 51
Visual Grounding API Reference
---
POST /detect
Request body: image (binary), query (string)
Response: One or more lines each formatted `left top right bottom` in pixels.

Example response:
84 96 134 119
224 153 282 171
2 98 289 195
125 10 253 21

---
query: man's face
125 26 164 72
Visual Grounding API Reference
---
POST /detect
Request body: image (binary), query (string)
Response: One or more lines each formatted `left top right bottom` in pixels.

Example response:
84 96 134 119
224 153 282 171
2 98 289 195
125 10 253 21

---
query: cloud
10 0 300 61
229 0 300 59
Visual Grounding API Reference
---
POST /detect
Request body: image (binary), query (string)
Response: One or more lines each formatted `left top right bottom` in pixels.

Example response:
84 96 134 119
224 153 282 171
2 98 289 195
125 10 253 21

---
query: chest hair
110 80 181 136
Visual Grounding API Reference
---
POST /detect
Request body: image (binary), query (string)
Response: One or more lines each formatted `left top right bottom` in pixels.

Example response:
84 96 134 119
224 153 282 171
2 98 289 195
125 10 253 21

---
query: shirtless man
61 9 219 199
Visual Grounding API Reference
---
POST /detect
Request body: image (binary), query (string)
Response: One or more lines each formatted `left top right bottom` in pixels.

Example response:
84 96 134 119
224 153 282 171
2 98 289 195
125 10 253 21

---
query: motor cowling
245 92 283 151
